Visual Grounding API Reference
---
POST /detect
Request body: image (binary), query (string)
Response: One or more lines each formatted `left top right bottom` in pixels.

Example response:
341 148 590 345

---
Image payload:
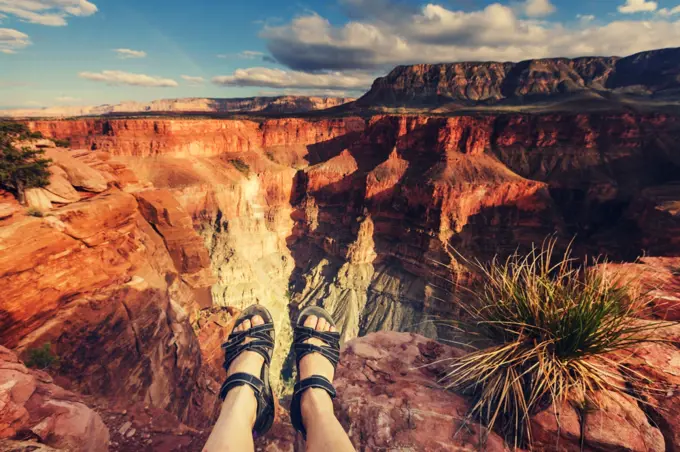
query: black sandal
290 306 341 439
220 305 276 437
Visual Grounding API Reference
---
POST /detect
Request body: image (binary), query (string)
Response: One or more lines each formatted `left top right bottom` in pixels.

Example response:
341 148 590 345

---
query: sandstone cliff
356 47 680 109
0 148 220 431
26 111 680 358
0 96 355 119
6 105 680 449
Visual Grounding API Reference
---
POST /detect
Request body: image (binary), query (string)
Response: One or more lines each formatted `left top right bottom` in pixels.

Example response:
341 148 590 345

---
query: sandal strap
294 343 340 368
219 372 264 400
294 326 340 347
294 376 336 399
290 375 336 439
293 326 341 369
222 323 275 371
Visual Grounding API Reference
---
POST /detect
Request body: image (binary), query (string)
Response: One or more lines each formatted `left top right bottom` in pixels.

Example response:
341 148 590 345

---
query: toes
251 315 265 326
330 325 337 333
304 315 318 328
241 319 252 331
317 317 327 332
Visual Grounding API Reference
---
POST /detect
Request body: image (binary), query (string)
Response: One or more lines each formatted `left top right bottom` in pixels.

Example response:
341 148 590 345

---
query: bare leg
299 315 356 452
203 316 265 452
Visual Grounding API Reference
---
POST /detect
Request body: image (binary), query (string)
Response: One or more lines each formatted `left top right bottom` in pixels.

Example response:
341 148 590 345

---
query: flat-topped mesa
356 47 680 107
28 117 367 157
0 95 356 119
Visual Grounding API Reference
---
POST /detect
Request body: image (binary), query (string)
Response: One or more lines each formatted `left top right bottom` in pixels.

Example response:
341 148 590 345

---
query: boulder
0 346 109 451
24 188 52 211
0 191 21 220
45 166 80 204
43 149 108 193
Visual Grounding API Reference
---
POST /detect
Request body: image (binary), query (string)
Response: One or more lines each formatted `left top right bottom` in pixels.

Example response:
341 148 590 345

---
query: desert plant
25 343 60 370
229 158 250 175
0 123 52 203
437 240 665 448
26 206 44 217
53 138 71 148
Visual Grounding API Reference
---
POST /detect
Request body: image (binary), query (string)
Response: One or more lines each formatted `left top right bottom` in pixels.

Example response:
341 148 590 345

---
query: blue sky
1 0 679 108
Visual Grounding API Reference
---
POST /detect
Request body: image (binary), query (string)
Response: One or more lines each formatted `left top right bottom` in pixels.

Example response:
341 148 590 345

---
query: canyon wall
29 113 680 372
0 95 355 118
357 47 680 107
0 149 220 428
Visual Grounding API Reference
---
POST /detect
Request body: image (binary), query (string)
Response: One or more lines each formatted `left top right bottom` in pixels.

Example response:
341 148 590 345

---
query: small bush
19 131 44 140
53 138 71 148
26 207 44 217
25 343 59 370
439 240 664 447
1 123 52 203
229 158 250 175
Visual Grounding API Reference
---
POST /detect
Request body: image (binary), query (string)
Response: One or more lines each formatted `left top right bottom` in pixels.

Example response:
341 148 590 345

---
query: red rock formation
0 346 109 451
28 117 366 158
356 47 680 108
0 151 219 428
0 95 355 118
260 331 676 451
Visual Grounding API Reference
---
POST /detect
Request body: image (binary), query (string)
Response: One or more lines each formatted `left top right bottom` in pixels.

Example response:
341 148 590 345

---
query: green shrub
53 138 71 148
26 206 44 217
439 240 664 447
0 123 52 203
229 158 250 175
25 343 60 370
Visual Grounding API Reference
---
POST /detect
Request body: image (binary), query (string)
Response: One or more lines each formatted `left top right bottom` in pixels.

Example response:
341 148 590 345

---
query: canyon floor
1 105 680 451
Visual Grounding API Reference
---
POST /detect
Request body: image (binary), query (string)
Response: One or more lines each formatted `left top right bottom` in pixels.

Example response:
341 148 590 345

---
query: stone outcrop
0 152 219 427
0 346 109 451
356 47 680 108
261 331 680 451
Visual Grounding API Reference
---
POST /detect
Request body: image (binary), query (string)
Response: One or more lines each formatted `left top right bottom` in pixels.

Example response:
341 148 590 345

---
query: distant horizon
2 0 680 108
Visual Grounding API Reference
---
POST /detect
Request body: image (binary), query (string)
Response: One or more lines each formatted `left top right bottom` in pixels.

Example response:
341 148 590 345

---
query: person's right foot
299 315 338 419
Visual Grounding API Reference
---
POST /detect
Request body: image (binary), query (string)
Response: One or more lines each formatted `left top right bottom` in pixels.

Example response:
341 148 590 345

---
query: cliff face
356 47 680 107
5 106 680 449
0 149 220 428
28 117 366 158
26 112 680 360
0 95 356 118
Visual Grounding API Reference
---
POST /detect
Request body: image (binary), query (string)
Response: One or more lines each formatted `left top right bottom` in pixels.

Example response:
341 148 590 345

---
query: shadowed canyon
2 48 680 451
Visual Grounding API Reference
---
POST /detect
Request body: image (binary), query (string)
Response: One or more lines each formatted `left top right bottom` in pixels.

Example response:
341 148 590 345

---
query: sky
1 0 679 108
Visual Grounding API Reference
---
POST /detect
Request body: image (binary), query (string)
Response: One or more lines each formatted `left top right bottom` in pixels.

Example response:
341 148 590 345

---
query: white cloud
212 67 374 90
577 14 596 22
181 75 205 85
0 27 30 54
217 50 269 60
658 6 680 16
239 50 265 59
618 0 658 14
79 70 178 87
261 2 680 72
520 0 556 17
0 0 98 26
113 48 146 59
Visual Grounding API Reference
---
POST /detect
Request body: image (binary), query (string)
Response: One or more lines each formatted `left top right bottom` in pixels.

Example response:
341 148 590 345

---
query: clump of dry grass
438 240 665 448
